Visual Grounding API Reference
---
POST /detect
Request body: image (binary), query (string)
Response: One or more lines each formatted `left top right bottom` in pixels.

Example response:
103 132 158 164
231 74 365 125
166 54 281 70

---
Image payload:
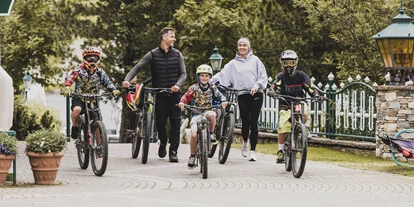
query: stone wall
374 85 414 161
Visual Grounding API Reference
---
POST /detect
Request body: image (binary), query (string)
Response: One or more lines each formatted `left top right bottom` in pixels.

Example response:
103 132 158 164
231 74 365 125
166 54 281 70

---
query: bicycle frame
71 93 111 176
184 105 218 179
273 94 320 178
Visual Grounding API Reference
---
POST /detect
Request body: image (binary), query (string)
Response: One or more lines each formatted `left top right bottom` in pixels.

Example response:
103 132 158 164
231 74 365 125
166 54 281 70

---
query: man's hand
122 81 131 88
60 86 71 97
178 102 184 110
112 90 121 97
250 87 257 96
267 90 275 97
171 85 180 92
221 101 228 109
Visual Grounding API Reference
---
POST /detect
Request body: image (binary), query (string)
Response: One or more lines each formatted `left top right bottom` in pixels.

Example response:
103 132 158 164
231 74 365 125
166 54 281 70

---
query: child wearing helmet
267 49 322 164
178 64 227 169
61 46 120 140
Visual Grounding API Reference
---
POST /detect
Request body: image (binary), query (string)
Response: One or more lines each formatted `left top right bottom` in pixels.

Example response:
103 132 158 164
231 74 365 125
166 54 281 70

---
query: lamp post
22 72 32 100
372 0 414 84
209 46 223 72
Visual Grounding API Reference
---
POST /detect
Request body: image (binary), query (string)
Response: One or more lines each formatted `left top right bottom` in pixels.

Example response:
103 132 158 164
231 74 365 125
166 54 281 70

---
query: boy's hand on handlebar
177 102 184 110
122 81 131 88
112 90 121 97
221 102 228 109
171 85 180 92
266 90 275 97
61 86 72 97
316 95 326 102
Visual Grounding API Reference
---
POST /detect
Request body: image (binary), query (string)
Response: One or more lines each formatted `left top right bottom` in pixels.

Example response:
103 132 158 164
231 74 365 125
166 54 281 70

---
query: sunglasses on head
85 55 99 62
281 59 296 67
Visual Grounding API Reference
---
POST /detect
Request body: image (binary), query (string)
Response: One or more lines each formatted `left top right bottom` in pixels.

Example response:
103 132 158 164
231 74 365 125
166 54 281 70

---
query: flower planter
27 152 64 185
0 154 14 186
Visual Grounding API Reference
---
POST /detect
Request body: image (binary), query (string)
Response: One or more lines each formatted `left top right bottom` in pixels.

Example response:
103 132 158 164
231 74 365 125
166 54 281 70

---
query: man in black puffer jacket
123 27 187 162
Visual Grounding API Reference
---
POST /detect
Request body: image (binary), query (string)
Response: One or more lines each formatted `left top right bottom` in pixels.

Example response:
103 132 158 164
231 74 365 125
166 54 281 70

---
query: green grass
233 143 414 177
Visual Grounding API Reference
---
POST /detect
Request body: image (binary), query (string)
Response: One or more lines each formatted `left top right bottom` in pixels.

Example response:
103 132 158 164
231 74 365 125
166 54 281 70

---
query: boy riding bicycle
61 46 120 140
267 50 323 163
178 64 227 169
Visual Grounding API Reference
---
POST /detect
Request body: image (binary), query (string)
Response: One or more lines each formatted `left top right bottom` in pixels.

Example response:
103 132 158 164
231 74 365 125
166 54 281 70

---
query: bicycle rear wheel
292 123 308 178
131 119 142 159
141 112 152 164
200 128 208 179
90 120 108 176
284 134 292 172
218 113 235 164
76 116 89 169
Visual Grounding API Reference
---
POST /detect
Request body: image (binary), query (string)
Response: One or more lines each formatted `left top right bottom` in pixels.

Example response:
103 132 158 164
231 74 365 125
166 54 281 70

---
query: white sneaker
249 151 256 161
241 142 249 157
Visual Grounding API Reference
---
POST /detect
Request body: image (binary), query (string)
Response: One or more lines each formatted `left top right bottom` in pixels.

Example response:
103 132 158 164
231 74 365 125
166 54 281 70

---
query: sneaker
210 133 218 145
241 141 249 157
306 129 312 140
158 143 167 158
249 151 256 161
276 150 285 163
187 155 196 169
71 126 80 140
169 150 179 162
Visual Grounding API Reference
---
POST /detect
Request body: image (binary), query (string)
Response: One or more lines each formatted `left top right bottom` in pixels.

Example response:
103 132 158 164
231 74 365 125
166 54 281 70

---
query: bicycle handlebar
217 84 250 93
70 93 113 99
142 87 172 94
272 94 325 102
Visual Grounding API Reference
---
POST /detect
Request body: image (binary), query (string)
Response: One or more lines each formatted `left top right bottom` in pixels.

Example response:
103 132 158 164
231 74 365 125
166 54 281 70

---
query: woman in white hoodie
212 38 268 161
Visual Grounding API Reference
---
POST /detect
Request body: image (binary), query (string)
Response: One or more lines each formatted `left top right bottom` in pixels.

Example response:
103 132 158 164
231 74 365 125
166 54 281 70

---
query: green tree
292 0 407 83
0 0 80 93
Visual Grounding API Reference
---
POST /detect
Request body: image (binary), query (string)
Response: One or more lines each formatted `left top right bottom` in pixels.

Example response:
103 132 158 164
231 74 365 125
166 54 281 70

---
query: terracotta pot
0 154 14 187
26 151 64 185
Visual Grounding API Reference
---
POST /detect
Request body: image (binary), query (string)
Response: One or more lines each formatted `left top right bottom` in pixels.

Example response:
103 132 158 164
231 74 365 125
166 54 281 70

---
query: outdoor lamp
23 71 32 99
372 0 414 83
209 46 223 72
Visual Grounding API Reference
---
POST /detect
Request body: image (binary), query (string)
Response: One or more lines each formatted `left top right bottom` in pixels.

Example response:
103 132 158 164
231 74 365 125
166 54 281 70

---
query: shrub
0 132 17 156
25 129 67 154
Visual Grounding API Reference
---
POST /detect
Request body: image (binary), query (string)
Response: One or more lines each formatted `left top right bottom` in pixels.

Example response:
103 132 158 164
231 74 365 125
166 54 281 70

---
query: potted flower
25 129 67 185
0 132 17 186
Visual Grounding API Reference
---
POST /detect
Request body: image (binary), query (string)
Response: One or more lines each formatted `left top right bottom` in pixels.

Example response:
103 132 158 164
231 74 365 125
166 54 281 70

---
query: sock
278 143 284 152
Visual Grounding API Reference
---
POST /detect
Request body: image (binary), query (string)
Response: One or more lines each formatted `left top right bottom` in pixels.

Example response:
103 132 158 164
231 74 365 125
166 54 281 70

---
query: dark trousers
155 93 181 152
237 93 263 151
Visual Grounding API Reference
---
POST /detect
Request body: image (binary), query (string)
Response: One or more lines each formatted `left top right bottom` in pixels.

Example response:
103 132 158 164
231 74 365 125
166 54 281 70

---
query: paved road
1 142 413 207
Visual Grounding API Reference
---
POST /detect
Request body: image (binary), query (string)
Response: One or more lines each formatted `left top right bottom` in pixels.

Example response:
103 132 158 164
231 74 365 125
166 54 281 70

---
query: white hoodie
213 50 268 94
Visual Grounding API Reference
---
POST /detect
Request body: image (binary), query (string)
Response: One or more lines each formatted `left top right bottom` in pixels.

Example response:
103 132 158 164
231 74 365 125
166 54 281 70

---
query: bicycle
208 85 247 164
125 78 150 159
139 87 171 164
378 130 414 167
71 93 112 176
271 94 322 178
183 104 218 179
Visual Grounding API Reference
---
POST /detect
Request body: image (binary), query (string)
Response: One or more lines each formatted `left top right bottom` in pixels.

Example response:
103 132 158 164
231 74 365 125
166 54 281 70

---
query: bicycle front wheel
131 125 142 159
218 112 235 164
199 128 208 179
284 134 292 172
141 112 152 164
76 116 89 169
90 120 108 176
292 123 308 178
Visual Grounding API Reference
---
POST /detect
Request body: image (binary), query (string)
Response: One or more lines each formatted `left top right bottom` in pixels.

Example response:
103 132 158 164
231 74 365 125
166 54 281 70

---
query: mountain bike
183 104 218 179
378 129 414 167
71 93 112 176
125 78 150 159
271 94 322 178
139 87 171 164
208 85 246 164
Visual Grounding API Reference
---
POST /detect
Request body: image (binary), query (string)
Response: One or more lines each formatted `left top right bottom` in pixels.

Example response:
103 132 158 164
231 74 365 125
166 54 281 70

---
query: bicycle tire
76 116 89 169
292 123 308 178
141 112 152 164
284 134 292 172
90 120 108 176
218 112 235 164
201 128 208 179
131 119 142 159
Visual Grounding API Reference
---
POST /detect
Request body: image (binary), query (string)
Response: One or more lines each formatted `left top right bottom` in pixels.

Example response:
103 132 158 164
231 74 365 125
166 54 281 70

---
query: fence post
326 72 335 139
